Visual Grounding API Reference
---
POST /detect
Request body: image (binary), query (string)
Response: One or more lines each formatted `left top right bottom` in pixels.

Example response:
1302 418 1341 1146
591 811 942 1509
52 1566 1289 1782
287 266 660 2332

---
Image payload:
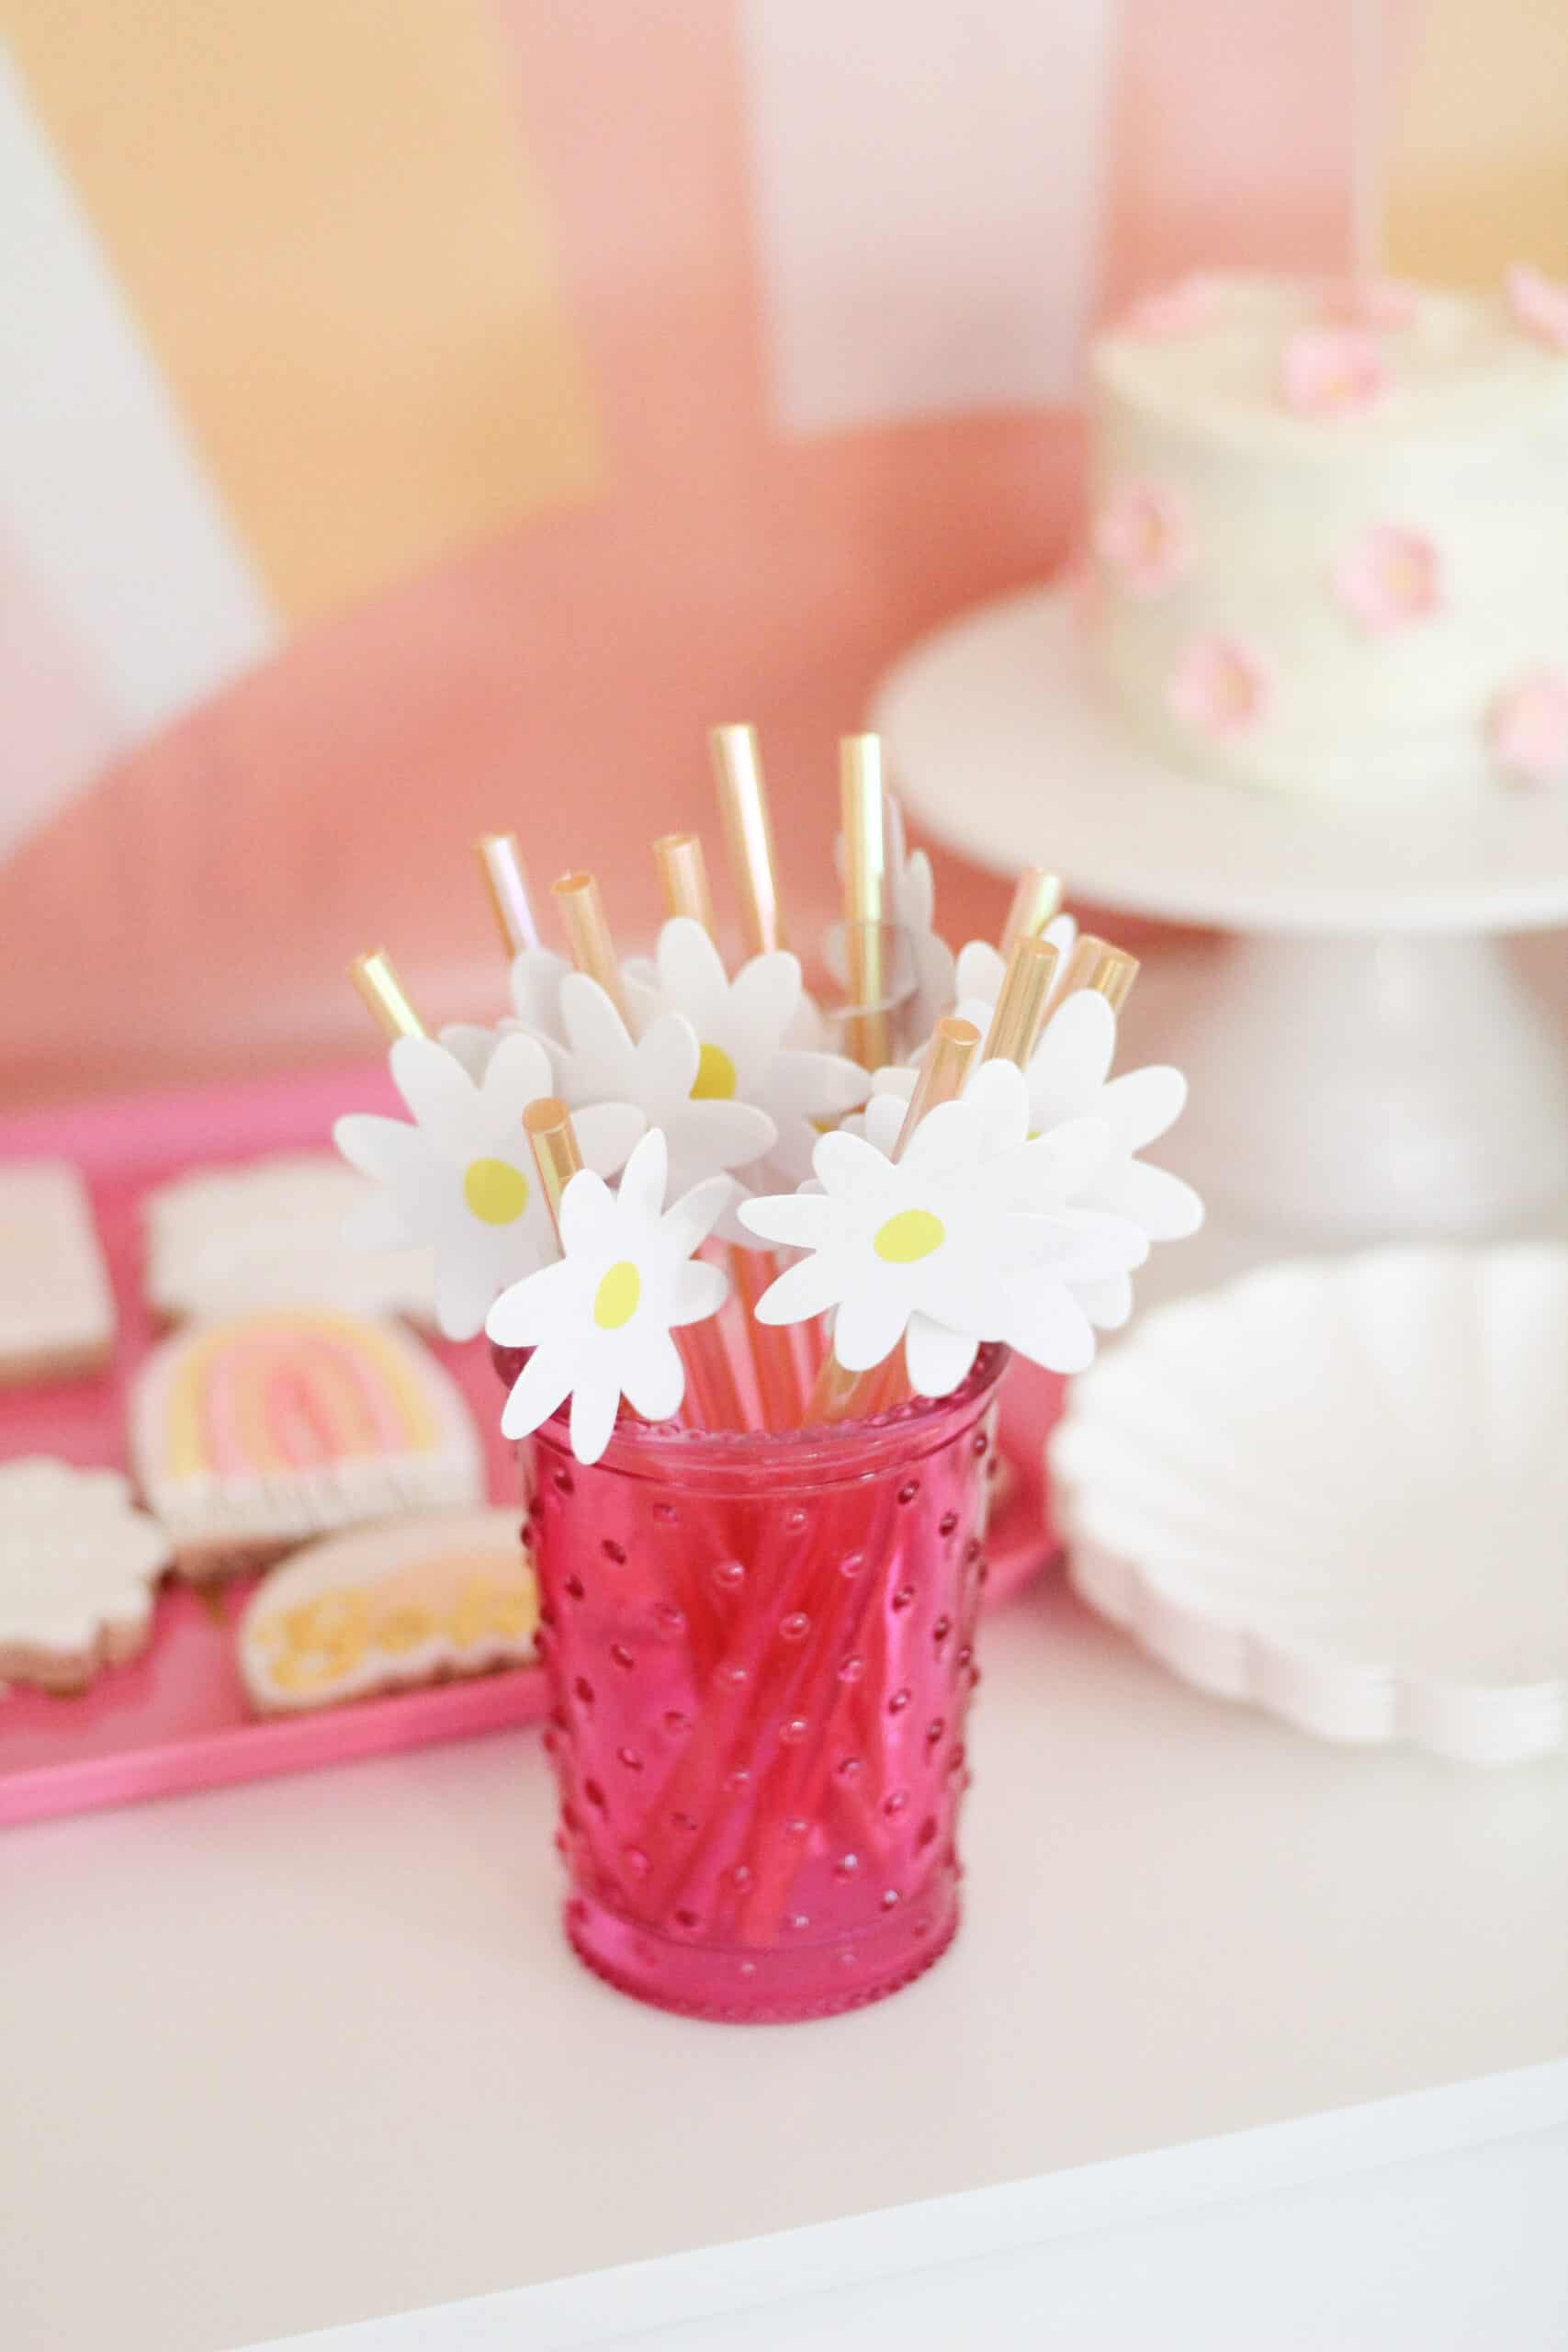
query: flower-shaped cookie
487 1129 734 1463
547 974 775 1202
1 1459 171 1691
334 1033 644 1340
740 1063 1147 1394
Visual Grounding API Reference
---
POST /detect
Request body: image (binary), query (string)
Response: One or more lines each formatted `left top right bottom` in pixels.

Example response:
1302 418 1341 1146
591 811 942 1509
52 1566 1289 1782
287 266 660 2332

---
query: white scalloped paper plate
1049 1247 1568 1765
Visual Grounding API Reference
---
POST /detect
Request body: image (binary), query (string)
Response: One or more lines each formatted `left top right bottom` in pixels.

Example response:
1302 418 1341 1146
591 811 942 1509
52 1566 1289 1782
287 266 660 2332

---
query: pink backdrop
0 5 1401 1102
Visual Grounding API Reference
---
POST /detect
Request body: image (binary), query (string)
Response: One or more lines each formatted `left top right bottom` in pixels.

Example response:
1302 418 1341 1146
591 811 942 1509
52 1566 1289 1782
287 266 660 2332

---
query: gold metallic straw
523 1096 583 1248
475 833 540 956
807 1015 980 1426
348 949 425 1042
1059 934 1140 1015
980 935 1059 1069
710 722 786 956
552 869 630 1025
840 732 889 1071
654 831 716 933
1000 865 1064 954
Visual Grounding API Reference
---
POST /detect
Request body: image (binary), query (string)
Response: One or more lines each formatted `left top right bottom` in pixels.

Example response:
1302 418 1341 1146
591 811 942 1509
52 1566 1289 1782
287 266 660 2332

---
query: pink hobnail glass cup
500 1343 1009 2023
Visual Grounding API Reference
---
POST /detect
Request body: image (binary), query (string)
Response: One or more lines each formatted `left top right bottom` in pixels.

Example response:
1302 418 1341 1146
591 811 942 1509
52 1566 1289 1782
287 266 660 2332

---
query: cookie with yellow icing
238 1506 536 1713
129 1308 483 1578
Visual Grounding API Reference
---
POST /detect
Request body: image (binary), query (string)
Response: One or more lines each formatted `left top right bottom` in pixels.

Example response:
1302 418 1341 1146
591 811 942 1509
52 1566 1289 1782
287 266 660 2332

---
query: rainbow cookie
130 1309 484 1578
0 1459 172 1692
238 1506 536 1713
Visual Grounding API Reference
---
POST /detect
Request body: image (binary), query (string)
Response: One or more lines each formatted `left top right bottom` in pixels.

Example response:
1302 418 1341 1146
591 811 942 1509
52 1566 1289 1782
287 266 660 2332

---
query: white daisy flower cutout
486 1129 734 1464
649 919 868 1186
739 1062 1148 1396
867 986 1201 1330
334 1033 645 1341
885 797 956 1037
440 948 660 1084
548 972 776 1201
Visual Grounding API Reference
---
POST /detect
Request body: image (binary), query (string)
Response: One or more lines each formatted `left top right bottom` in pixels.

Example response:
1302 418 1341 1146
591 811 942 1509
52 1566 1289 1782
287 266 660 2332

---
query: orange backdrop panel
7 0 601 625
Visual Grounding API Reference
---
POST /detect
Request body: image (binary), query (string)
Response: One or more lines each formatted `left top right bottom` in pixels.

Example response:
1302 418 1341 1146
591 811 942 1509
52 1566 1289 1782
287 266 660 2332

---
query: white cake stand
874 584 1568 1237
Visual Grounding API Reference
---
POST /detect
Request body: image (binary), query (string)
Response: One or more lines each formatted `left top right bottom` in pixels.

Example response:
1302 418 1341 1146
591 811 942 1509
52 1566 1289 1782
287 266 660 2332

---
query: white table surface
6 954 1568 2351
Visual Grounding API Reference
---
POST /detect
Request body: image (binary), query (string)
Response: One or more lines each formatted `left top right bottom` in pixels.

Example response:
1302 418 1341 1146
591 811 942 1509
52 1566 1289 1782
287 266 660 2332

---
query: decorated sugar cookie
0 1459 171 1692
145 1152 438 1327
335 1031 644 1340
0 1160 116 1385
239 1506 537 1713
130 1309 484 1578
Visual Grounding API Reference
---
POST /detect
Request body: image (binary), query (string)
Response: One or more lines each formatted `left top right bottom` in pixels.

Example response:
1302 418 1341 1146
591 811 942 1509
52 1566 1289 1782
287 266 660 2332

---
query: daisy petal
479 1031 556 1124
668 1100 776 1177
661 1175 739 1259
1076 1271 1133 1329
620 1329 686 1423
434 1248 504 1342
1026 990 1117 1127
333 1114 429 1188
998 1276 1098 1375
559 1168 615 1256
753 1253 848 1327
729 949 802 1042
389 1035 478 1134
762 1048 869 1122
1002 1115 1113 1207
558 973 637 1075
904 1315 979 1398
486 1257 581 1347
669 1259 729 1327
1097 1065 1187 1156
860 1094 908 1159
637 1011 700 1105
616 1128 670 1224
438 1023 499 1082
499 1335 584 1441
1092 1159 1205 1241
813 1126 899 1197
577 1102 647 1178
570 1361 624 1465
736 1190 841 1250
657 920 731 1039
954 940 1006 1004
832 1282 910 1374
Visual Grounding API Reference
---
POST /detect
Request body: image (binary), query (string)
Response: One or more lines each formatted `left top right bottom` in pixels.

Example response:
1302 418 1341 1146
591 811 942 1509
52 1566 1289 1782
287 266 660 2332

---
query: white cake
1084 270 1568 798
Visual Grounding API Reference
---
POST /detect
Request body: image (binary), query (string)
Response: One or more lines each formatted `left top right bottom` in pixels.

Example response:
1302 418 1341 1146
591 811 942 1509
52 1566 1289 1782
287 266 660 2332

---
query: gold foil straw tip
1001 866 1064 953
711 722 786 955
1061 934 1140 1015
552 869 628 1023
348 949 424 1043
654 831 716 935
981 935 1058 1069
893 1016 980 1159
475 833 539 956
523 1096 584 1243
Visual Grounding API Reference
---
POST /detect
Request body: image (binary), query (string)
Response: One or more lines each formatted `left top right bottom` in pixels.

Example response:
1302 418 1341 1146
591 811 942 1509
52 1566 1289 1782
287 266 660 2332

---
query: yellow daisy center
691 1042 738 1100
593 1260 642 1329
873 1208 945 1264
462 1158 529 1227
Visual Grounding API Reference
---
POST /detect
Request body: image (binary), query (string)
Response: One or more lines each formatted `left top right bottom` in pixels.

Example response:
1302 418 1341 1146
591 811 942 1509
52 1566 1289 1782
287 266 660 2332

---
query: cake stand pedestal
874 585 1568 1238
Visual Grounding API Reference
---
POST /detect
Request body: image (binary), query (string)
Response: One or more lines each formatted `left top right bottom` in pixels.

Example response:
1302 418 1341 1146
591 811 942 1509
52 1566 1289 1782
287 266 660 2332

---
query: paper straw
523 1096 583 1250
654 832 716 933
348 950 425 1042
1058 934 1139 1015
552 870 630 1026
1000 866 1064 954
475 833 540 956
711 723 787 956
980 935 1058 1069
840 733 890 1071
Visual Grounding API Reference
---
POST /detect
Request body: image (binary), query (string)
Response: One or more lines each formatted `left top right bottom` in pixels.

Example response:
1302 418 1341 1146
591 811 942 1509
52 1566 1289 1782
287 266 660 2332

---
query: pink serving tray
0 1064 1060 1829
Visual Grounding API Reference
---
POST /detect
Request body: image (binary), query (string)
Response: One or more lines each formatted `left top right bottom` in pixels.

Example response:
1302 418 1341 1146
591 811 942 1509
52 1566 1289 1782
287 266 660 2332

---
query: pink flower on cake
1335 526 1442 635
1094 481 1190 599
1506 264 1568 354
1280 328 1385 416
1122 277 1213 337
1168 637 1269 737
1490 672 1568 785
1319 278 1416 331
